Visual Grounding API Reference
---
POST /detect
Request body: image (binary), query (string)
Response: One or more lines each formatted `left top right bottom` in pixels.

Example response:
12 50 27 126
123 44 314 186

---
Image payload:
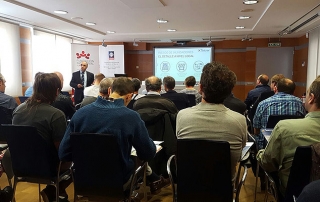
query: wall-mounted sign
268 42 281 47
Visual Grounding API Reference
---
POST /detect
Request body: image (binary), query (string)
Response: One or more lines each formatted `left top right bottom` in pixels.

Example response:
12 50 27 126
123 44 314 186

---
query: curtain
0 22 22 96
32 30 72 91
307 27 320 88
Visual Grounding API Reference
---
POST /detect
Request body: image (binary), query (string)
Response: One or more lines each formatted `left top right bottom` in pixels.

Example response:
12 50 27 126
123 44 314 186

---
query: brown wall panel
233 85 245 101
294 86 306 98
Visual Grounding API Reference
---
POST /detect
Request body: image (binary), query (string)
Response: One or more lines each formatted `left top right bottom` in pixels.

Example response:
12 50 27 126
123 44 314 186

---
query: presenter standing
70 61 94 105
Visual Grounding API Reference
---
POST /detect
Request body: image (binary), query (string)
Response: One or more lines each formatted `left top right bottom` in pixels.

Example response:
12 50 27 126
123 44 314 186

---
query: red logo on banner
76 51 90 59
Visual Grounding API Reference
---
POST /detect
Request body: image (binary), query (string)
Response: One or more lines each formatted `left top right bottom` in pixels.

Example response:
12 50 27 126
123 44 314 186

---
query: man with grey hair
133 76 178 114
80 77 114 108
0 73 18 110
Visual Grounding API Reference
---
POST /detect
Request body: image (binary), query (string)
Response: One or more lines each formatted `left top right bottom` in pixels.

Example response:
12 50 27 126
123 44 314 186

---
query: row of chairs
0 125 147 202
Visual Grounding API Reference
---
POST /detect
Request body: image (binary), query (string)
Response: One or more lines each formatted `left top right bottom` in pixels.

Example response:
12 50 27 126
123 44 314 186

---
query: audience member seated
244 74 271 110
253 78 306 150
161 76 190 110
127 78 145 109
52 72 75 120
223 93 246 115
0 73 18 110
13 73 71 202
257 77 320 197
83 73 105 97
179 76 202 104
59 77 170 195
249 74 285 121
176 61 247 181
80 78 114 108
297 179 320 202
24 72 44 97
133 76 178 115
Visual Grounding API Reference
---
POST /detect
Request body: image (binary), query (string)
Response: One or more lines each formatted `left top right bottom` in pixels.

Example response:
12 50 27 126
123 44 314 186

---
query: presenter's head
80 61 88 73
145 76 162 93
200 61 236 104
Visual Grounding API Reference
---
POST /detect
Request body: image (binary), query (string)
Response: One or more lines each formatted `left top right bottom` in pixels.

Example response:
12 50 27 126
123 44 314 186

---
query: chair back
177 139 233 202
266 115 304 128
186 94 196 107
70 133 126 199
0 107 13 142
126 99 136 110
284 146 312 202
1 124 59 180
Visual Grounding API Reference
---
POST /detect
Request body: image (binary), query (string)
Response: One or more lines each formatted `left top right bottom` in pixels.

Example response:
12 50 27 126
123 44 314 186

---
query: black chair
167 139 233 202
284 146 312 202
61 91 70 96
186 94 196 107
266 115 304 128
18 96 29 104
70 133 146 202
127 99 136 110
1 124 71 202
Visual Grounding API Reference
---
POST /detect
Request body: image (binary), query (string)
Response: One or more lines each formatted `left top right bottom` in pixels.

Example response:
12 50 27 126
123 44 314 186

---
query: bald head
257 74 269 85
276 78 295 94
145 76 162 92
54 71 64 87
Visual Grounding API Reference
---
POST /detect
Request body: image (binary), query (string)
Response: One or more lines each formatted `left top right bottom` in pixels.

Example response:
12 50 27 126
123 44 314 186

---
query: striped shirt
253 92 306 149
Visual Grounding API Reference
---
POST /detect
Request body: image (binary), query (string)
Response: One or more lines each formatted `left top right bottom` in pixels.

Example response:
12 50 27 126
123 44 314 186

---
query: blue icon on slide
193 61 204 72
176 61 187 72
160 61 170 72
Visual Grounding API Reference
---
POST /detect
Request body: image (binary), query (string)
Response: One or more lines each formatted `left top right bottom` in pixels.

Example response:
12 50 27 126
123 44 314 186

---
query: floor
0 165 276 202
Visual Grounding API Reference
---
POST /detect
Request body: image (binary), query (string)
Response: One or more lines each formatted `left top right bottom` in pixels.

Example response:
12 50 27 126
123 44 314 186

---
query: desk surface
131 141 163 156
261 128 273 142
241 142 254 160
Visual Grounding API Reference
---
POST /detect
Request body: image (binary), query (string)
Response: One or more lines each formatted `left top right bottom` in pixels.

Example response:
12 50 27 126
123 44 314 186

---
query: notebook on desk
131 141 163 156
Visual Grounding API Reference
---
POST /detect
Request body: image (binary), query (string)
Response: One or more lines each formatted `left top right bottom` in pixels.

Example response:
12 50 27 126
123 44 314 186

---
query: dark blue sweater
59 96 156 183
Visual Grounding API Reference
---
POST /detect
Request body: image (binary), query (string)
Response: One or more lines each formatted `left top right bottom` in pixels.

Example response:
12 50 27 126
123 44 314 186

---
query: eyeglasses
81 64 87 66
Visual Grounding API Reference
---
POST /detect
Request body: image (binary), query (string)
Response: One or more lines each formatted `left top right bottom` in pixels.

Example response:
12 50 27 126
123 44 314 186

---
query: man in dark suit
161 76 190 110
70 61 94 105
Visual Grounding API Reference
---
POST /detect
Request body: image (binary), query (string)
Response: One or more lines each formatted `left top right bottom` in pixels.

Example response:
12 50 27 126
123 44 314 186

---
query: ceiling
0 0 320 43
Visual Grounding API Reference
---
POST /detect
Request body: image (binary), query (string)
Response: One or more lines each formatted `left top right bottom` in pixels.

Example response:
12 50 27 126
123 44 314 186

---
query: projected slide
154 47 213 84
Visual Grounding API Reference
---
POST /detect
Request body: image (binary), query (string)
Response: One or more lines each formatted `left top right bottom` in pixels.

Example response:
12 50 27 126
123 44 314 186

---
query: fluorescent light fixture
71 17 83 20
236 26 245 29
54 10 68 14
107 31 115 34
86 22 96 26
167 29 176 32
133 39 138 47
238 16 250 20
157 19 168 23
243 0 258 5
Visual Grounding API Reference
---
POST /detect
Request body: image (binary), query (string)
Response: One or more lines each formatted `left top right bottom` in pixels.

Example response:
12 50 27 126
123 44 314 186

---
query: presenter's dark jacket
70 70 94 104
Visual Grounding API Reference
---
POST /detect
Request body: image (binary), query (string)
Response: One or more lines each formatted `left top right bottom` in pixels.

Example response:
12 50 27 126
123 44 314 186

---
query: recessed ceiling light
236 26 245 29
243 0 258 5
107 31 116 34
241 9 254 12
157 19 168 23
54 10 68 14
238 16 250 20
86 22 96 26
167 29 176 32
71 17 83 20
